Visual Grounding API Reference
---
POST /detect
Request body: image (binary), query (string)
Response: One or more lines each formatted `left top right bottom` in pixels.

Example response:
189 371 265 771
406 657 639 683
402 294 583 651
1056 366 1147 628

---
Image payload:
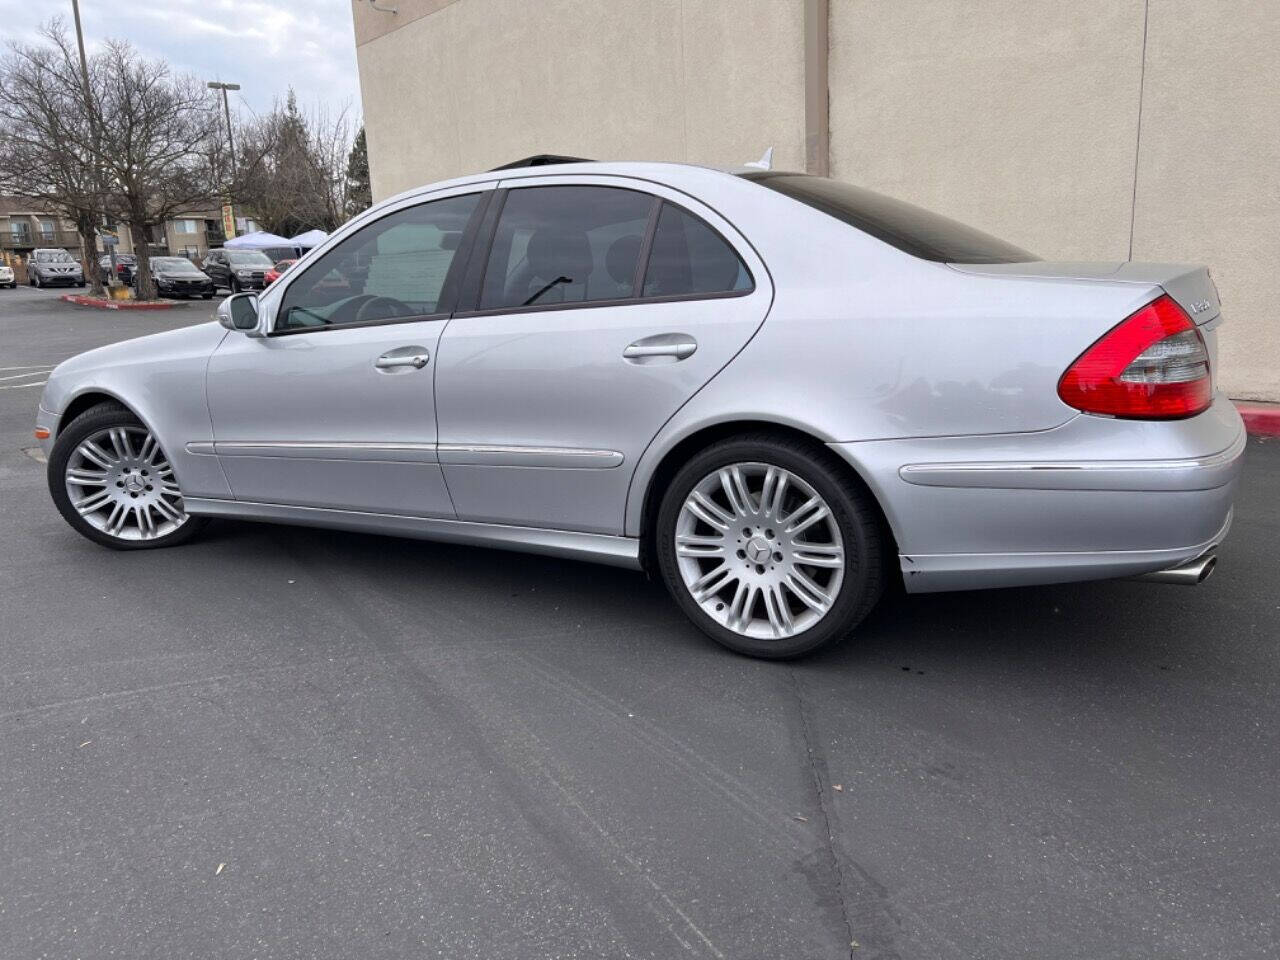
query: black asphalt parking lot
2 283 1277 959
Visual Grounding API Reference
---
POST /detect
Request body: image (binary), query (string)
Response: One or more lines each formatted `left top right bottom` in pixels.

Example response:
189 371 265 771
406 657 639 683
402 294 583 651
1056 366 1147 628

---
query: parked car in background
264 259 297 286
202 249 273 292
27 248 84 288
0 263 15 288
99 253 137 284
134 256 214 299
33 161 1244 659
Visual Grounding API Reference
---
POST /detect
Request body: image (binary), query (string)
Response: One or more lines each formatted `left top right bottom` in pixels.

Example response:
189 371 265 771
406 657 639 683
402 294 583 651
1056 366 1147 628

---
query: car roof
370 160 753 217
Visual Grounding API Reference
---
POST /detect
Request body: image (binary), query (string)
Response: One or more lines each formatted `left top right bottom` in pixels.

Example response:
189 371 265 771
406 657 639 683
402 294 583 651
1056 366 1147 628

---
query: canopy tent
224 231 293 250
290 229 328 249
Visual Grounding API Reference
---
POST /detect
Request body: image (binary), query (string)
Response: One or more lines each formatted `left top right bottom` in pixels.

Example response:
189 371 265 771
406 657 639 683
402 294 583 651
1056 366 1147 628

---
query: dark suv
202 249 274 292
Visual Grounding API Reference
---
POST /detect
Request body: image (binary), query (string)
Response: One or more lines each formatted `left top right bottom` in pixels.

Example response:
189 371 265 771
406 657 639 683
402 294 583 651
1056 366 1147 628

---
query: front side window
277 193 480 332
642 203 752 298
480 186 653 311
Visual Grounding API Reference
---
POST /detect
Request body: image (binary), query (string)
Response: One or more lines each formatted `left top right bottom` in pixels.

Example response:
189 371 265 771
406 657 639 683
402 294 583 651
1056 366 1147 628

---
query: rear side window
481 186 653 310
742 172 1037 264
642 202 752 298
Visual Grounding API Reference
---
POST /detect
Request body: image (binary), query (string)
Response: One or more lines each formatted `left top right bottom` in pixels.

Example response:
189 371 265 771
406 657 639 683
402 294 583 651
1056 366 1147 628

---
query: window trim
266 189 492 338
452 185 756 320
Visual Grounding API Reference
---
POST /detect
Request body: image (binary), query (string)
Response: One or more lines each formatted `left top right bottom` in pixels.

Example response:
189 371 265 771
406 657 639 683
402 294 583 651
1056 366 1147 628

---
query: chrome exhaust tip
1133 551 1218 585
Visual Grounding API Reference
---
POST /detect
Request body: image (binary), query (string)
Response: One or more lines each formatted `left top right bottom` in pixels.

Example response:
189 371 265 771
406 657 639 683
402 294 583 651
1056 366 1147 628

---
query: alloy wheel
674 461 845 640
63 425 188 541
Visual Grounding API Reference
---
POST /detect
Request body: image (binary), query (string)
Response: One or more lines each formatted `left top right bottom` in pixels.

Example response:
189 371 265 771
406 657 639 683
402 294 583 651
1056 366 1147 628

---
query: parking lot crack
790 669 900 959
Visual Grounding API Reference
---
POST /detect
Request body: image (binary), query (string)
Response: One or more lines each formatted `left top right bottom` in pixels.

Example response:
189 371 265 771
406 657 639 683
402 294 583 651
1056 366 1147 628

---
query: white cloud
0 0 361 121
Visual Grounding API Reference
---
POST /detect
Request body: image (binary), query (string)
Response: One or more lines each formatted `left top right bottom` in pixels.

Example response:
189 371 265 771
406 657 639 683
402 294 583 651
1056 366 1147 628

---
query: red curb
1235 402 1280 437
59 294 174 311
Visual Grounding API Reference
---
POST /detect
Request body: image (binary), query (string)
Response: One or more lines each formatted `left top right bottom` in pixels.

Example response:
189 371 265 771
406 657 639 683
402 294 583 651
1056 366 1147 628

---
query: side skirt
183 498 643 570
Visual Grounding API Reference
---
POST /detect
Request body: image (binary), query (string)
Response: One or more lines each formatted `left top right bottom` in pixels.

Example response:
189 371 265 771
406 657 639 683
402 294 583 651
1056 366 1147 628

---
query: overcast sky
0 0 361 120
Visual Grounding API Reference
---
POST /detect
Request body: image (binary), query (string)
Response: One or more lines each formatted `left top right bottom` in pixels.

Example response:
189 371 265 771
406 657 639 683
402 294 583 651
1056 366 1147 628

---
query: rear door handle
375 347 430 371
623 333 698 363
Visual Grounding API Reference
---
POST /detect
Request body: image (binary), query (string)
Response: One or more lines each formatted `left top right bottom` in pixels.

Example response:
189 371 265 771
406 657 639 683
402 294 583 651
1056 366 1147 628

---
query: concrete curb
1236 402 1280 437
59 294 175 311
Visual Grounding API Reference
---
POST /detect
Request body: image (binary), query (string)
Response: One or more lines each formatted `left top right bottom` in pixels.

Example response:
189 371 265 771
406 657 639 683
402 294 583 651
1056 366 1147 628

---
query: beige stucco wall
354 0 805 200
829 0 1276 401
353 0 1279 400
1130 0 1280 401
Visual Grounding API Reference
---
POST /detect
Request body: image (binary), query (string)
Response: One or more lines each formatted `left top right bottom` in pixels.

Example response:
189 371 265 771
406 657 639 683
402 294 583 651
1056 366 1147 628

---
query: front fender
39 322 232 500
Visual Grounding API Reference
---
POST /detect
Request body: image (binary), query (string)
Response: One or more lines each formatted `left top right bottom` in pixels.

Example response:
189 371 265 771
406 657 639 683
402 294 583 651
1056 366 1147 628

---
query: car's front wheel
656 435 884 659
48 403 208 550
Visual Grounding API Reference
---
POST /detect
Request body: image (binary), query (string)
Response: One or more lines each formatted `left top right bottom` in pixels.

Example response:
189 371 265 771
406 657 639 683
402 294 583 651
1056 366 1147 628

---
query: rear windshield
740 172 1038 264
226 251 273 266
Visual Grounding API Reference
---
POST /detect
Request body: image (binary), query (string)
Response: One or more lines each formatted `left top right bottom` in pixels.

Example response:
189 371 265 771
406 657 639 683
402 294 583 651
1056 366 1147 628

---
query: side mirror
217 292 263 336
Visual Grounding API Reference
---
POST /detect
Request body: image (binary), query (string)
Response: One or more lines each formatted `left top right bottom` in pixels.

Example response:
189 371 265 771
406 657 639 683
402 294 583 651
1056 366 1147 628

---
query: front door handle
623 333 698 364
375 347 430 372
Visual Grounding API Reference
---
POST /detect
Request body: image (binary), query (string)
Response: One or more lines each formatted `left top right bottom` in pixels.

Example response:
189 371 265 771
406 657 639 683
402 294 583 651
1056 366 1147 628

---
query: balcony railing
1 229 82 251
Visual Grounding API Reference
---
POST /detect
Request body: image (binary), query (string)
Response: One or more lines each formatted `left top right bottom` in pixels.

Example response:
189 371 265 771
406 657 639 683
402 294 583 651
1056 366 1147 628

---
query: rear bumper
830 393 1246 593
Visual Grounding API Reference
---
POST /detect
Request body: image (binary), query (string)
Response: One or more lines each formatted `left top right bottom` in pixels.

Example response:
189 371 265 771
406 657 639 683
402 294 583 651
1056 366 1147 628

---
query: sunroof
489 155 595 170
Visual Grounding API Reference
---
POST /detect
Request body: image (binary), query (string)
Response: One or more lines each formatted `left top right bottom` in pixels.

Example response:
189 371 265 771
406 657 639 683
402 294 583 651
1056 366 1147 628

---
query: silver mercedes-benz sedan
34 160 1244 658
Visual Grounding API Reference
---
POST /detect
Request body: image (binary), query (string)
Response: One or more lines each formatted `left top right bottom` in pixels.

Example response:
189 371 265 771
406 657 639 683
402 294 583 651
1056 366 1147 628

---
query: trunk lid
949 260 1223 392
948 261 1221 325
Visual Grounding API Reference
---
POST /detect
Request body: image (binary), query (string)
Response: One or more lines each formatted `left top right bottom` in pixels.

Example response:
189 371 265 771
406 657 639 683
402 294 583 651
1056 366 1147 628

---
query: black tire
655 433 884 659
48 402 208 551
201 293 213 299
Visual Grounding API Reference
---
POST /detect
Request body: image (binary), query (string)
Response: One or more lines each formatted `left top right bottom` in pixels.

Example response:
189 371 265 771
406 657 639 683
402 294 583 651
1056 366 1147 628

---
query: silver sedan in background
34 161 1244 658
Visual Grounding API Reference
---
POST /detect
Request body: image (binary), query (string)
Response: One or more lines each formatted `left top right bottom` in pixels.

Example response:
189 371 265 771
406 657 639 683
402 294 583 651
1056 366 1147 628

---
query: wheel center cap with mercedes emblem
745 537 772 564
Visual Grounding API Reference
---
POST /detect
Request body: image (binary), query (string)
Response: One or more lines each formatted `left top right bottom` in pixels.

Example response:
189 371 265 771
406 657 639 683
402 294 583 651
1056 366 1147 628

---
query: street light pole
207 81 240 178
70 0 108 295
207 81 241 240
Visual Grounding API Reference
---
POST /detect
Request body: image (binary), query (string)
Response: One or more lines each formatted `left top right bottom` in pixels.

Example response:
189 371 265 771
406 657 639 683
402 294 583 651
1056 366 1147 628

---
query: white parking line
0 380 47 390
0 370 54 382
0 365 57 371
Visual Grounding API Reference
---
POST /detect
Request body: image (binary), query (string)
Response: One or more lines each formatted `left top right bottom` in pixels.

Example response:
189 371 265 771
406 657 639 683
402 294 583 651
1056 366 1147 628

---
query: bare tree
94 40 224 300
0 22 107 296
234 91 357 237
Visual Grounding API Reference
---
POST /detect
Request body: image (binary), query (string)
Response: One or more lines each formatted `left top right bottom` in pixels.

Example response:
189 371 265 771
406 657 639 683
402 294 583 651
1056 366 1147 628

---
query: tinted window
480 186 654 310
741 172 1037 264
642 203 752 297
278 193 479 332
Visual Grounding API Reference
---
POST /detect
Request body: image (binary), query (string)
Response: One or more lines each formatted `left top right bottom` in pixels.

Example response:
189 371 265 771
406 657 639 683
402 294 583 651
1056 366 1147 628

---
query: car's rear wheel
655 435 884 659
48 403 207 550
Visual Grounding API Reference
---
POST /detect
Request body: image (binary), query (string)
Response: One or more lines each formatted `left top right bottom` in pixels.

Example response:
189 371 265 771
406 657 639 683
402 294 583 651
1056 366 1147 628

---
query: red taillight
1058 294 1211 419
